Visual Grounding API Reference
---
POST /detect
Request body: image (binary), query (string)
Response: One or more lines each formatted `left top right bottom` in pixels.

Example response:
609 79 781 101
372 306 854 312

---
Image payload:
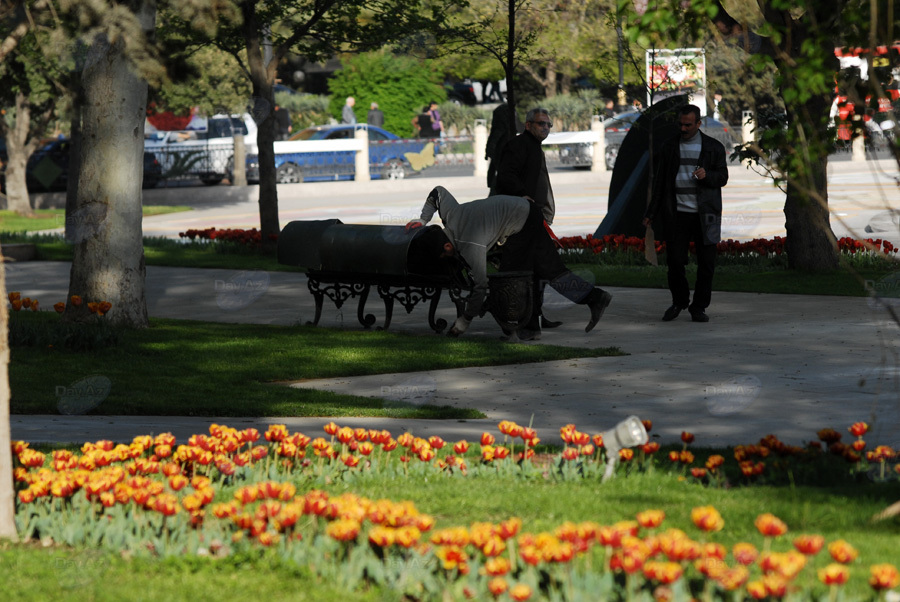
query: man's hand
405 220 425 232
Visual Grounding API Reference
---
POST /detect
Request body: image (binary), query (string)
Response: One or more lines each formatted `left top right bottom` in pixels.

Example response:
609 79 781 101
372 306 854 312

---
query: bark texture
0 253 18 541
65 2 153 328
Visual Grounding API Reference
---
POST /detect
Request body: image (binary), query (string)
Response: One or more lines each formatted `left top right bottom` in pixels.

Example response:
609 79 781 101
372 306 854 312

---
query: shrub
326 50 446 137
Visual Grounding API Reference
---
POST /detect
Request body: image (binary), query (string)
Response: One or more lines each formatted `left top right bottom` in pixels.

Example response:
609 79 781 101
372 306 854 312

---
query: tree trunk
1 92 37 215
242 2 279 254
783 150 839 271
0 250 18 542
66 1 153 328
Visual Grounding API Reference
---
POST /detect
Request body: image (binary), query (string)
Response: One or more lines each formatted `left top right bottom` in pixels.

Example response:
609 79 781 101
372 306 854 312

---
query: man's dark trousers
667 211 716 311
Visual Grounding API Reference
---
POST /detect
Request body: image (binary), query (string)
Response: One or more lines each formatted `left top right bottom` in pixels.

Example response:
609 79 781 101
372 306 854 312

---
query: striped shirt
675 132 701 213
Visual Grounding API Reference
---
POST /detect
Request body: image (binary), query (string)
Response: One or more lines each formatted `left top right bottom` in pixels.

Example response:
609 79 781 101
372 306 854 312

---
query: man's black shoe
585 290 612 333
690 309 710 323
541 315 563 329
662 304 686 321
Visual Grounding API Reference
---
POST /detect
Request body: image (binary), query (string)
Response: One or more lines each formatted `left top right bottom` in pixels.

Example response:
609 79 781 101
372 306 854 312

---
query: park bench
277 219 474 333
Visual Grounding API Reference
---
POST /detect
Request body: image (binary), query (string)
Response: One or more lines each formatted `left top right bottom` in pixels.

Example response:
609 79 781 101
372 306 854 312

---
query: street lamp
602 415 649 482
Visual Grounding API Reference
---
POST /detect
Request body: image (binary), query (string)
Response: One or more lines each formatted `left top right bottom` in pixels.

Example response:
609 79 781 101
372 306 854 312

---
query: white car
144 114 257 185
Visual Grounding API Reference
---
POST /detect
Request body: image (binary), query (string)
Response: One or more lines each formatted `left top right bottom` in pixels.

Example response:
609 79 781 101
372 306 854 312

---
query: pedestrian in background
274 104 292 140
427 101 443 137
342 97 356 124
642 104 729 323
367 102 384 127
485 103 522 194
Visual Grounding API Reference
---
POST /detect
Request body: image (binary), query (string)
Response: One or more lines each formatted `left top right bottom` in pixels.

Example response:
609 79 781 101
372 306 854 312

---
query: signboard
646 48 707 116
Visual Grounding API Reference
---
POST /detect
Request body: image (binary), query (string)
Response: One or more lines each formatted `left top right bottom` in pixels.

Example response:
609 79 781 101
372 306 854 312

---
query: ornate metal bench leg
427 287 448 333
356 284 377 328
306 278 325 326
379 286 395 330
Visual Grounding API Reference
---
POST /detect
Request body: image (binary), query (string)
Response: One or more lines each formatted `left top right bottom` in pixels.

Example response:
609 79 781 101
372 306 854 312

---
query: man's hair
526 107 550 122
680 104 702 122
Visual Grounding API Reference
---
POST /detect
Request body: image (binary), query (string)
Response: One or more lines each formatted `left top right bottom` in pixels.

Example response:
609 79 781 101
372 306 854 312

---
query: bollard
474 119 488 179
232 133 247 186
851 134 865 162
741 110 755 168
355 126 370 182
590 115 606 173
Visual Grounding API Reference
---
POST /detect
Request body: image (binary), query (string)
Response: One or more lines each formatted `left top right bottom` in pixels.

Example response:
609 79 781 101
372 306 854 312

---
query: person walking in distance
367 102 384 127
342 97 356 124
642 104 729 323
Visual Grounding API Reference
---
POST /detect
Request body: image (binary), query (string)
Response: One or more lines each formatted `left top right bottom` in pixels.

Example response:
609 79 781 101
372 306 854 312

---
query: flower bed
12 419 900 601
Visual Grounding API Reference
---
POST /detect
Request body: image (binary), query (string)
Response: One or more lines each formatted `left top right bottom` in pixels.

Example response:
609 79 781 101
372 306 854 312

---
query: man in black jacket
643 104 729 323
493 107 561 339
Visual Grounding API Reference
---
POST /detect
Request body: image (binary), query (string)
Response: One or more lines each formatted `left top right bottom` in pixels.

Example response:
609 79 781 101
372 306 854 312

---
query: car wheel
276 163 303 184
382 159 406 180
605 144 620 171
201 175 224 186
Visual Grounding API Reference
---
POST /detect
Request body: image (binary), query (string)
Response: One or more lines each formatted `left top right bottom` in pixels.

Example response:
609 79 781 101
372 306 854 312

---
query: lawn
9 315 621 418
0 206 191 233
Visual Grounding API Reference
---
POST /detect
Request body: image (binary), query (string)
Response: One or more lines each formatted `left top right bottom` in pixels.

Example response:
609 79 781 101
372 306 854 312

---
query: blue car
246 124 435 183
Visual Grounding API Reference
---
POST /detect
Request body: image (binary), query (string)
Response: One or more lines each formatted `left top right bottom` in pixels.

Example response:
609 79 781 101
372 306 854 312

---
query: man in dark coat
643 104 729 323
493 107 561 338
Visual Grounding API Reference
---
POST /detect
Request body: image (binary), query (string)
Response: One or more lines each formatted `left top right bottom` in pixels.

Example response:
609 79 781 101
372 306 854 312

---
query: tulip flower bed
7 292 118 351
11 419 900 601
556 234 900 269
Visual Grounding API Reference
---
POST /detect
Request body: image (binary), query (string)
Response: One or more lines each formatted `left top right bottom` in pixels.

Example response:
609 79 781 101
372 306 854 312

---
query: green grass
9 315 621 418
0 206 191 233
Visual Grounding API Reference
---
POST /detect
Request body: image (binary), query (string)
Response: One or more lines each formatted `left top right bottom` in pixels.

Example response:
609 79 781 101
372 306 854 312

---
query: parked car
556 111 736 170
246 124 434 183
1 138 161 193
446 81 478 106
144 113 258 185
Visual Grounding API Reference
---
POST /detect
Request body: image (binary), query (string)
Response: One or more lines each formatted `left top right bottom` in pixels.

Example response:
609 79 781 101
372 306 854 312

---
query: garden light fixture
602 415 649 482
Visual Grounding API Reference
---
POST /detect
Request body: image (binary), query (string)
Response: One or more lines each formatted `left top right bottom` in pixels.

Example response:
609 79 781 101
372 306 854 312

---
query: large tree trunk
66 1 152 328
1 92 38 215
242 2 279 254
0 252 17 541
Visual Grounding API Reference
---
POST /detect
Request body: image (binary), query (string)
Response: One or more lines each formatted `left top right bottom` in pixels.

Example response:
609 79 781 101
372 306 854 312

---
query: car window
368 129 388 141
293 129 319 140
326 130 352 140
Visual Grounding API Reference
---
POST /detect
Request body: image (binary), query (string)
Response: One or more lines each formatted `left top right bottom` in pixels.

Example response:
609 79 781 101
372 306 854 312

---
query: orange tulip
691 506 724 532
87 302 100 314
619 448 634 461
488 577 508 596
746 580 767 600
636 509 665 529
869 563 900 591
818 563 850 585
453 440 469 454
643 560 683 584
681 431 695 444
793 534 825 556
323 421 339 435
848 421 869 437
53 302 65 313
10 300 22 311
754 513 788 537
827 539 858 564
8 291 21 302
642 441 660 454
30 300 39 311
642 419 653 432
70 294 82 307
428 435 445 450
509 584 532 601
481 432 495 446
98 301 112 314
21 297 32 308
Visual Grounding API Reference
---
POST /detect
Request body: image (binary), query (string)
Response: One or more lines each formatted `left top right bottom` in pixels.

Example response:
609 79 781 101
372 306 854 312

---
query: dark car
7 138 161 192
446 81 477 106
246 124 434 183
557 111 736 170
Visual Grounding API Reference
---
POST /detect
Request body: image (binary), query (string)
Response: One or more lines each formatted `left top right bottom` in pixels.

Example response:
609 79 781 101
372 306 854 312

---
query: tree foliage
326 50 445 137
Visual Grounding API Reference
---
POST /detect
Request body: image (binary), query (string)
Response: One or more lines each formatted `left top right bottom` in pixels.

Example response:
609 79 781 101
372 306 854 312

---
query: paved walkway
8 261 900 450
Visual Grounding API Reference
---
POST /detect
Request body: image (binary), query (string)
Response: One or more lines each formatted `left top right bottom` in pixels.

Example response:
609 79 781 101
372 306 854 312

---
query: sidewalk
8 261 900 450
